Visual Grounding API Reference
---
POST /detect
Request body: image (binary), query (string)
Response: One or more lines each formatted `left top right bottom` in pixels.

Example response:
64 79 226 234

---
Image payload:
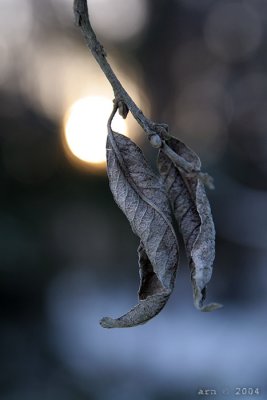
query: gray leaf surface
100 129 179 328
158 137 221 311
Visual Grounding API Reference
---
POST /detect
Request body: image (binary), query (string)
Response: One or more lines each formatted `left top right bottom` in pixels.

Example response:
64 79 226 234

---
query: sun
64 96 127 165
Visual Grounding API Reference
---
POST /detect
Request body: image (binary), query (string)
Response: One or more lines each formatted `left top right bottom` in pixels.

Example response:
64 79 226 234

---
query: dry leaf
100 129 179 328
158 137 222 311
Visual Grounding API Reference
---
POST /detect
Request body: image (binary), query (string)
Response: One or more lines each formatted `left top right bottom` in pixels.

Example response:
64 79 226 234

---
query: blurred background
1 0 267 399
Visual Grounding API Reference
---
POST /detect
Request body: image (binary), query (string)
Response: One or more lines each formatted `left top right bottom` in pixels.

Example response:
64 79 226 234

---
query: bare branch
73 0 163 139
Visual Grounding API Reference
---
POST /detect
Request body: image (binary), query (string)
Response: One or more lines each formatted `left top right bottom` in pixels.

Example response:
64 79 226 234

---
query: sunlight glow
64 96 127 165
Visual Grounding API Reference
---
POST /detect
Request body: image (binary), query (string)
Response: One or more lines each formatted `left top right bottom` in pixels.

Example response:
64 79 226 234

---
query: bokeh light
204 2 262 63
64 96 126 165
17 37 148 137
0 39 9 87
87 0 148 42
0 0 33 46
19 38 103 121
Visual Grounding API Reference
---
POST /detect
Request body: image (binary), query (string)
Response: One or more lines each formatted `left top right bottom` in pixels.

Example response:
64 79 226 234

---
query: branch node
148 133 162 149
117 100 129 119
154 123 171 140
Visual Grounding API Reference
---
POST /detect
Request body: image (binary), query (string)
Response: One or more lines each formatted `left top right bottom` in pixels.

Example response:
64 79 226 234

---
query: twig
73 0 215 184
73 0 165 139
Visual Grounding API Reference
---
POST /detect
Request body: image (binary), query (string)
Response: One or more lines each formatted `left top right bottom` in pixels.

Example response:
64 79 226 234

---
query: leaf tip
99 316 116 329
194 301 223 312
199 172 215 190
200 302 223 312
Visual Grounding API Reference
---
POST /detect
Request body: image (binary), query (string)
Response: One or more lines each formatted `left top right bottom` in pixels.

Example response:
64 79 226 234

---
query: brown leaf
158 137 222 311
100 129 179 328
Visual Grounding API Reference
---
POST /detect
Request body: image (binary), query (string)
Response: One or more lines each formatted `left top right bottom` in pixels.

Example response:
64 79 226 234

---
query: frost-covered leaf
100 129 179 328
158 137 221 311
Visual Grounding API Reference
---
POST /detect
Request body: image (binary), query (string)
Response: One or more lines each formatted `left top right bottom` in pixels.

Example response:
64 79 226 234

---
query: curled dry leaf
100 129 179 328
158 137 222 312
